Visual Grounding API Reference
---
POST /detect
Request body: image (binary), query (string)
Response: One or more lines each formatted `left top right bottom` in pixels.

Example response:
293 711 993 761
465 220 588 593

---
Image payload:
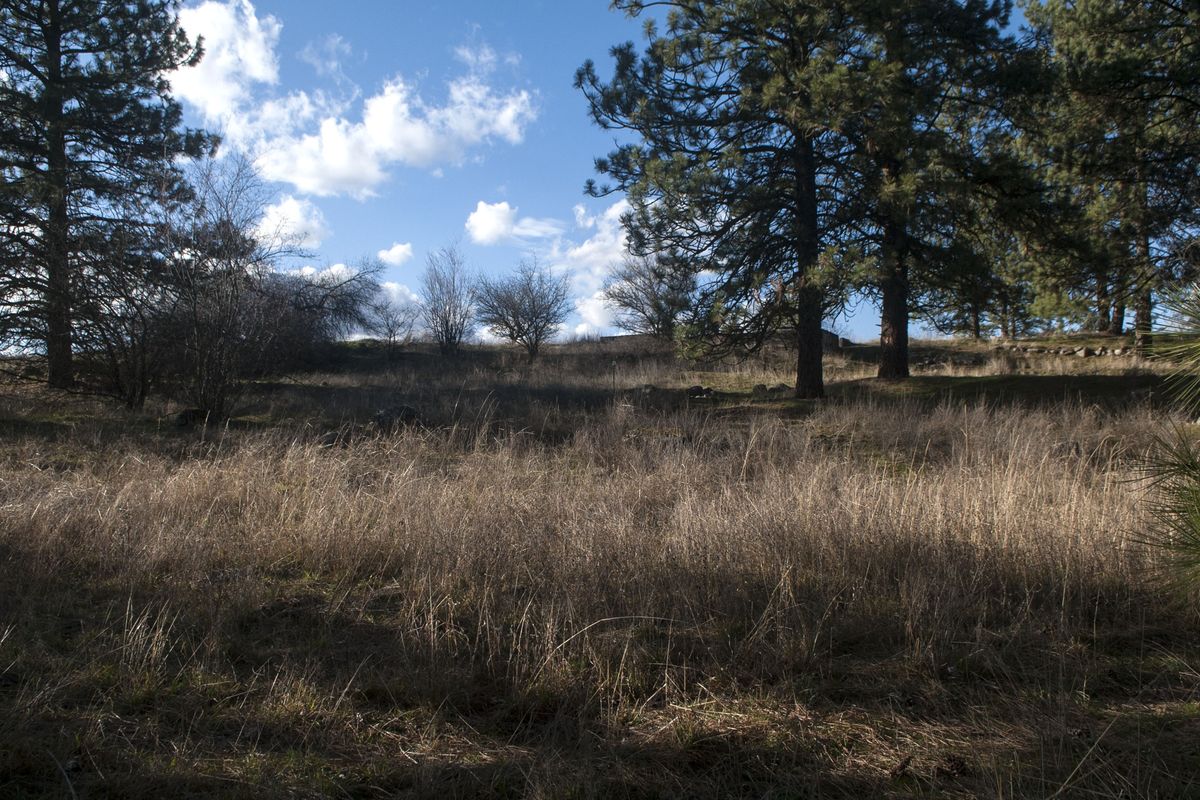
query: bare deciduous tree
420 245 475 355
160 157 380 419
369 287 422 359
476 259 571 362
604 253 696 340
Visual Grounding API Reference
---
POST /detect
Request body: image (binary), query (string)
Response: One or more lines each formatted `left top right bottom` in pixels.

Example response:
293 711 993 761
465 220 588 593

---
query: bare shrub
368 285 421 359
420 244 475 355
157 158 379 418
476 259 570 362
604 252 696 340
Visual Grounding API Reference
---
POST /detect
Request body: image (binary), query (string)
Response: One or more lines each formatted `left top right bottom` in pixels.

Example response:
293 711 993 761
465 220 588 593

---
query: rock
174 408 211 428
751 383 770 399
374 405 420 432
771 383 792 396
1112 348 1125 356
686 385 714 399
1078 347 1095 357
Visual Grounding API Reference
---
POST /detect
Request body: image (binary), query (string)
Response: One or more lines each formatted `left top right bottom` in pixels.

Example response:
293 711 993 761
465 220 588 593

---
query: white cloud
254 71 535 198
377 242 414 267
290 262 355 281
465 201 564 245
548 199 630 298
574 290 615 338
257 195 329 249
300 33 352 80
454 43 497 73
173 6 538 199
379 281 420 306
174 0 281 123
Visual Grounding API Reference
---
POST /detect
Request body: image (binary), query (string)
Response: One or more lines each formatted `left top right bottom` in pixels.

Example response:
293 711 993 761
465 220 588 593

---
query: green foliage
1144 283 1200 591
1143 427 1200 591
0 0 216 387
1023 0 1200 341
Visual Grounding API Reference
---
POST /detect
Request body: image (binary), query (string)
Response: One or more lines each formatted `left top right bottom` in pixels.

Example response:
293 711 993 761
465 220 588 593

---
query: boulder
686 385 714 399
374 405 421 432
174 408 211 429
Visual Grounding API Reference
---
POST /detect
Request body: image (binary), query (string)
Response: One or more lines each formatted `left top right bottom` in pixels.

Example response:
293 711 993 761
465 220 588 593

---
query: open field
2 338 1198 798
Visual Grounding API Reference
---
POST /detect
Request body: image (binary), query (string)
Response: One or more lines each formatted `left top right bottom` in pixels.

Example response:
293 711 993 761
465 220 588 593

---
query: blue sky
169 1 1025 342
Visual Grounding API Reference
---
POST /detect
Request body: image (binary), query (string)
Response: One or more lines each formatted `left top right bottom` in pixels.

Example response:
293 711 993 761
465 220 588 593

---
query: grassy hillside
1 337 1196 799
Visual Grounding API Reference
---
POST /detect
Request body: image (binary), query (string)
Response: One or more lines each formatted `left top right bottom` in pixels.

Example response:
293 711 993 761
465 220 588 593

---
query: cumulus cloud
290 262 356 281
573 290 616 338
379 281 420 306
377 242 414 267
171 2 538 198
465 201 564 245
256 63 535 198
257 195 329 249
548 199 630 298
174 0 281 125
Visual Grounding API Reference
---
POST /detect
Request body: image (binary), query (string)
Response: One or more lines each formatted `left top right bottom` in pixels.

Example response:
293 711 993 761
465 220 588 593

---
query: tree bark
794 286 824 399
1096 276 1112 333
792 135 823 399
1134 289 1152 355
1133 229 1152 355
878 216 909 380
44 1 73 388
1111 299 1126 335
877 155 909 380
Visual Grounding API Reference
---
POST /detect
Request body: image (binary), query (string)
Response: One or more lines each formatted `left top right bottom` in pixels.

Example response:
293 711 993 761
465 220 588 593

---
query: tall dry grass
2 365 1197 797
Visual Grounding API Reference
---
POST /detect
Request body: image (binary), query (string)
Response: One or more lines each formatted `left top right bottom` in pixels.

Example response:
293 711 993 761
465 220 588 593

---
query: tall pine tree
842 0 1017 378
1027 0 1200 353
577 0 863 398
0 0 212 388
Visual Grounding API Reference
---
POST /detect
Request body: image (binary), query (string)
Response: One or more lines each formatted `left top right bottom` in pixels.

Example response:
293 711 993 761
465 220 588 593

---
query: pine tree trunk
792 135 823 399
971 306 982 340
1111 299 1126 335
879 270 909 380
1096 277 1112 333
1134 229 1152 355
877 155 909 381
44 1 73 389
1134 289 1152 355
794 286 824 399
878 220 909 380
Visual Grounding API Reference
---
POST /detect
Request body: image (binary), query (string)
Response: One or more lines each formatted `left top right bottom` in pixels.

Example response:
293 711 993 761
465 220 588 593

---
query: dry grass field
1 338 1198 798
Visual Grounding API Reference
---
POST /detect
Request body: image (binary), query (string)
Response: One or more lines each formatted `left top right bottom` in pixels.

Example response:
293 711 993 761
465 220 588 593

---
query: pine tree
842 0 1018 378
0 0 213 388
1027 0 1200 354
577 0 862 398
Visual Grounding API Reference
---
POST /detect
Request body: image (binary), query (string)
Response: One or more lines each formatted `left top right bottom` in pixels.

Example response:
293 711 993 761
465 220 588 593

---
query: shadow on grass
3 535 1198 799
829 372 1170 409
